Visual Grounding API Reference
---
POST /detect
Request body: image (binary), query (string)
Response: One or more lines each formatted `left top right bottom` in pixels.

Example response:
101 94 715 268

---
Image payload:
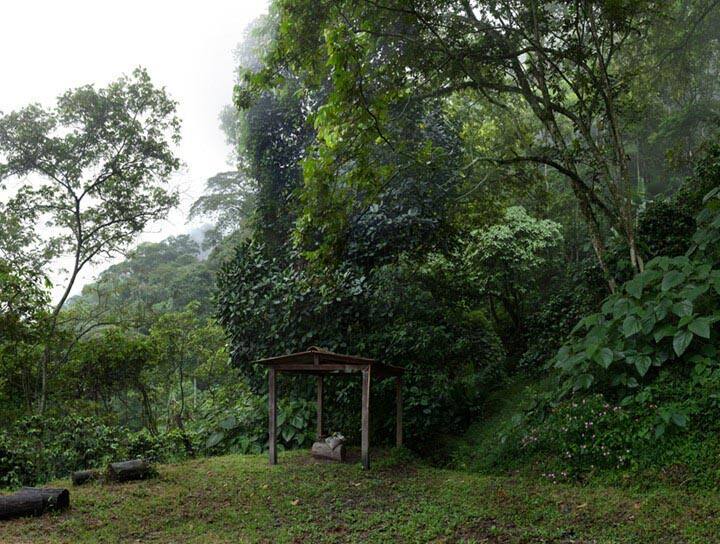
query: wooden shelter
256 347 405 470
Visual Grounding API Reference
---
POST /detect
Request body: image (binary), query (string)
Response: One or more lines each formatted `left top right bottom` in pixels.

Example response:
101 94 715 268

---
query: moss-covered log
107 459 155 482
72 469 101 486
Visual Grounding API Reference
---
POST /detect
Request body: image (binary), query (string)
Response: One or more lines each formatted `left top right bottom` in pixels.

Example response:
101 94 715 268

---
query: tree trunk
36 345 49 415
0 488 70 520
572 183 617 293
138 383 158 436
107 460 155 482
178 360 186 424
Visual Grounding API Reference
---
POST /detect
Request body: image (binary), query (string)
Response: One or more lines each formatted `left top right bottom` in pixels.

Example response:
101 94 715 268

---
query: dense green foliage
3 0 720 499
0 416 192 488
217 243 505 442
445 144 720 485
0 68 182 414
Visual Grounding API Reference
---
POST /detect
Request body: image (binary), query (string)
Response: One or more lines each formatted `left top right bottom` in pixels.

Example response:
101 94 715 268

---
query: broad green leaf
291 415 305 428
671 413 687 427
661 270 685 291
281 427 296 443
573 373 594 391
219 416 238 430
640 313 656 335
689 317 711 339
625 277 643 299
622 315 642 337
673 329 693 356
555 346 569 365
634 356 652 377
678 315 694 328
596 348 613 369
672 300 693 318
653 324 676 343
613 298 631 319
585 343 599 359
681 283 709 301
206 431 225 448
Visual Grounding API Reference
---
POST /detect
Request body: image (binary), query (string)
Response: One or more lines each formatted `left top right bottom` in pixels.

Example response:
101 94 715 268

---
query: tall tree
254 0 720 289
0 68 181 413
189 171 255 245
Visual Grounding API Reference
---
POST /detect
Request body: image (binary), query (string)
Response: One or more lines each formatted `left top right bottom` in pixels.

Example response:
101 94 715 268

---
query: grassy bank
1 450 719 543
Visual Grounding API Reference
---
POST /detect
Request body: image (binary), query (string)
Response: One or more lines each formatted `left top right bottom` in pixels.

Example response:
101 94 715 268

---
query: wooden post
395 376 403 447
361 367 371 470
316 374 324 440
268 368 277 465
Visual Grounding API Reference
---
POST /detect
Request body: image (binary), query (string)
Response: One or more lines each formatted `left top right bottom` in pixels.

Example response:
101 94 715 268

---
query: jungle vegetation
2 0 720 499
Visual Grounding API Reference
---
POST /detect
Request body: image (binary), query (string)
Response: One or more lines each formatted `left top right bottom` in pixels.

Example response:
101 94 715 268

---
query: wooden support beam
396 376 403 448
268 368 277 465
361 367 371 470
316 374 324 440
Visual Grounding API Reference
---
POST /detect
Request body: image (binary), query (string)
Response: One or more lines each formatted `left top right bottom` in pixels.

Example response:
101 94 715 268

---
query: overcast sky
0 0 268 299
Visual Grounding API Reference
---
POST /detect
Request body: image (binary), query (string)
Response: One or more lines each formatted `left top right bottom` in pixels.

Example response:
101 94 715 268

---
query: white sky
0 0 268 300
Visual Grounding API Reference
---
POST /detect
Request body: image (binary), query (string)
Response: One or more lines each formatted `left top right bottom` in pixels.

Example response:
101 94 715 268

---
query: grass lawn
1 450 719 543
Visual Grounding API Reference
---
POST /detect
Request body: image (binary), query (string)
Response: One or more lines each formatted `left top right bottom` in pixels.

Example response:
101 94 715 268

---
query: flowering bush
483 372 720 485
552 182 720 443
518 395 639 478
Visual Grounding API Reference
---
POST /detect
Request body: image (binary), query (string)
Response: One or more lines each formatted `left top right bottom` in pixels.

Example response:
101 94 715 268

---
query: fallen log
71 469 101 486
107 459 156 482
0 487 70 520
311 441 346 462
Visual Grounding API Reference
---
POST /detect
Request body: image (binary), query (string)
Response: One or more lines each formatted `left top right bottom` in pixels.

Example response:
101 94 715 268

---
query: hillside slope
1 451 719 543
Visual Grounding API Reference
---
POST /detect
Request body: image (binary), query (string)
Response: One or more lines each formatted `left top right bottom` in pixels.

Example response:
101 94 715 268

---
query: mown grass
1 449 719 543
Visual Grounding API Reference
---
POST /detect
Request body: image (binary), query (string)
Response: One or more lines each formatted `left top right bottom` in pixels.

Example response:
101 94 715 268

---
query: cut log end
0 488 70 520
311 441 346 462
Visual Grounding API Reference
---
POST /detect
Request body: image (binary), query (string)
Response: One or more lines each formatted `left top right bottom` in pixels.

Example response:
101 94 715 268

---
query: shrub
481 372 720 487
523 148 720 483
555 254 720 402
196 388 316 455
520 261 606 370
0 416 193 489
217 243 506 444
517 395 640 477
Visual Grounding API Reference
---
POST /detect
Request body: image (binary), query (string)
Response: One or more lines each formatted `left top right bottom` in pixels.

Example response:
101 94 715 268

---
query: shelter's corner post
361 366 371 470
395 375 403 448
316 374 324 440
268 367 277 465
